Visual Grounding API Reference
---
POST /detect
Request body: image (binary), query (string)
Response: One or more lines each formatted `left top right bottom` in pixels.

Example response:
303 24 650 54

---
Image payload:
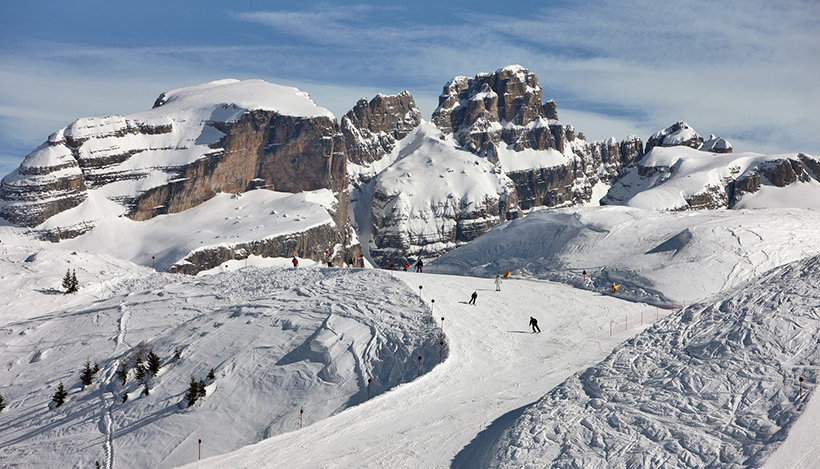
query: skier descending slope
468 291 477 305
292 257 298 268
415 259 423 273
495 275 502 291
529 316 541 333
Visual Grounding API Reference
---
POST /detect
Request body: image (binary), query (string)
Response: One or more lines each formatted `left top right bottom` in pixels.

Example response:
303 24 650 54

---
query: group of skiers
466 272 541 333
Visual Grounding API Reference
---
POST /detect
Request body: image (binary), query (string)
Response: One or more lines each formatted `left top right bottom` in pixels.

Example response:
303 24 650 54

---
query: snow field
185 271 649 468
0 255 441 468
487 254 820 468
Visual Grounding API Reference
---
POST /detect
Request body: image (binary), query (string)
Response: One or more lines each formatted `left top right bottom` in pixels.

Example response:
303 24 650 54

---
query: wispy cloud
1 1 818 176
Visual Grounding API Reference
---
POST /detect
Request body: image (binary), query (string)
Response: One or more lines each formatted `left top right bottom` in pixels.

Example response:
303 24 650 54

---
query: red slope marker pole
431 299 435 322
440 317 445 342
799 376 804 399
439 340 444 363
152 255 155 270
417 356 422 377
198 439 201 460
367 378 372 400
300 408 304 428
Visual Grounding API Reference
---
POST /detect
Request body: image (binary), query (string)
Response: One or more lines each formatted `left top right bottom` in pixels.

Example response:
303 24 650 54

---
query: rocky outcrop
646 123 734 155
645 121 704 153
172 222 359 275
701 134 733 153
342 92 421 172
729 154 819 207
432 65 564 159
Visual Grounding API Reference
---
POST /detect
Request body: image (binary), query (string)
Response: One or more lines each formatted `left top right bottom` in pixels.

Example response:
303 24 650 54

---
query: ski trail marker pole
300 407 304 428
152 255 155 270
198 439 201 460
799 376 804 399
440 317 445 342
417 356 422 377
367 378 372 400
431 299 435 322
439 340 444 363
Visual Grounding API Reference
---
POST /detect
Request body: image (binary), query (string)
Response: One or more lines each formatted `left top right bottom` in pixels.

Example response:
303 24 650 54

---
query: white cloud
2 0 818 178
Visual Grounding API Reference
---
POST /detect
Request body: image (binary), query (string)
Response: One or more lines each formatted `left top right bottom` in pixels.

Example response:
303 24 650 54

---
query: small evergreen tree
185 376 199 407
147 350 161 376
116 364 128 385
0 392 5 412
80 360 96 386
70 269 79 293
96 462 101 469
174 347 181 360
52 381 67 408
93 362 100 374
197 379 207 399
207 368 215 381
121 393 128 404
142 384 150 396
134 356 146 383
62 270 73 293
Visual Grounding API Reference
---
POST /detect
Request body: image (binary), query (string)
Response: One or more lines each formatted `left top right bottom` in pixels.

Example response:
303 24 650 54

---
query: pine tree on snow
52 381 67 408
207 368 215 381
0 392 5 412
80 360 96 386
71 269 79 293
147 350 161 376
135 356 146 383
185 376 199 407
116 364 128 385
62 270 73 293
197 379 207 399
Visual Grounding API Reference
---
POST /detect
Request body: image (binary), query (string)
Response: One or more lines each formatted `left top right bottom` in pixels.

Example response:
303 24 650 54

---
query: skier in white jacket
495 274 502 291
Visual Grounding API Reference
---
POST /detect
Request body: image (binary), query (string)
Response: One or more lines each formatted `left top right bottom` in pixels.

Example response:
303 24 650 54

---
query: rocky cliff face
428 66 643 208
361 66 645 266
730 153 820 206
342 92 421 179
1 79 356 269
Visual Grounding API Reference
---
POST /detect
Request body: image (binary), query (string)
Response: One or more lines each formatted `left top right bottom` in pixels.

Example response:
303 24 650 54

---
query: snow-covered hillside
603 146 820 211
486 253 820 468
0 247 441 468
435 206 820 304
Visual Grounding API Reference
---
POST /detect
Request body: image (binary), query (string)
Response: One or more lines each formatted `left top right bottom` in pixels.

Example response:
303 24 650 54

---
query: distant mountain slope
435 206 820 304
487 253 820 468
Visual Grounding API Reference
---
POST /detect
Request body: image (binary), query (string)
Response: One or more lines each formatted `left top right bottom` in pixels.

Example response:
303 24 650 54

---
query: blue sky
1 0 818 176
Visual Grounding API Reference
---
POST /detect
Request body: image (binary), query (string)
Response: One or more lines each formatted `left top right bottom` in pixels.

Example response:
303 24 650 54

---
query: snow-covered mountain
603 121 820 210
0 79 358 271
5 68 819 271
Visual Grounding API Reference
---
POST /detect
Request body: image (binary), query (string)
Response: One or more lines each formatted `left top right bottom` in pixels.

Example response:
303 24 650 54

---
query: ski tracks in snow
115 304 131 350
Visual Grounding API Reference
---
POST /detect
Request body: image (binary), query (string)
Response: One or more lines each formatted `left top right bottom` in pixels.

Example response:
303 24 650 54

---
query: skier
415 259 424 273
292 257 298 268
403 263 409 272
611 282 619 294
495 274 502 291
348 256 354 267
529 316 541 333
468 291 477 305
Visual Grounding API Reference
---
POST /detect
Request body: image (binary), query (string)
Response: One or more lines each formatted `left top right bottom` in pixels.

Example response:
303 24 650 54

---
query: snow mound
488 254 820 468
0 260 441 468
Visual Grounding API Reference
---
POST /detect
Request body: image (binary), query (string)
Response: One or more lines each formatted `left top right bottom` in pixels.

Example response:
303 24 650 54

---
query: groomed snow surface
2 205 820 468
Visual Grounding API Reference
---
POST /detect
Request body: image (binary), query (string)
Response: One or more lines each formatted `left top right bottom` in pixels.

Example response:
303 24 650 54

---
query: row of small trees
48 343 216 409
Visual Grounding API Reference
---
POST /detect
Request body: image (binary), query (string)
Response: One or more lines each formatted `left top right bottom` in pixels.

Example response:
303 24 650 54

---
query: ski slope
184 271 649 468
